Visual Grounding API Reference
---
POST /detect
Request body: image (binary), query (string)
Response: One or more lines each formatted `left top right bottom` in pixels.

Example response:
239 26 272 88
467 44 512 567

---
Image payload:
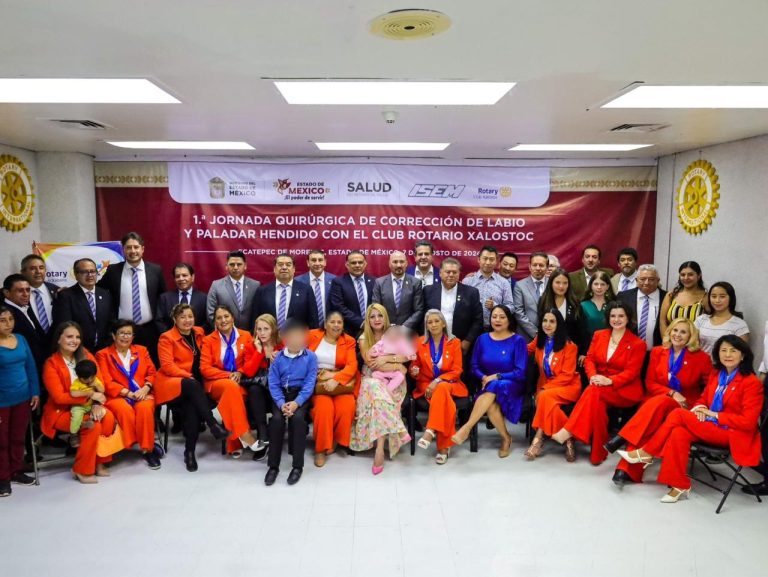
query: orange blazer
645 346 712 406
583 329 647 402
41 351 104 438
200 329 258 385
411 336 468 399
153 326 205 405
307 329 359 386
96 344 157 399
527 339 580 392
693 371 764 466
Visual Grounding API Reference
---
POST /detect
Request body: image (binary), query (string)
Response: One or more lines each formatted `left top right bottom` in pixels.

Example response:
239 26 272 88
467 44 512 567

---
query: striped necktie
394 278 403 309
621 277 630 291
33 288 50 332
131 267 142 323
638 295 650 343
355 277 366 316
313 277 325 326
85 290 96 320
277 283 288 331
234 280 243 311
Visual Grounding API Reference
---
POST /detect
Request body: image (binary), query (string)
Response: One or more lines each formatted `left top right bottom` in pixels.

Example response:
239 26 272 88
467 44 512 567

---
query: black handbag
240 367 269 388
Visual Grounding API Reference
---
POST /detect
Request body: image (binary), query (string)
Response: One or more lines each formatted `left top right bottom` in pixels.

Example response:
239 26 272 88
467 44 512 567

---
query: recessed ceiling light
315 142 450 151
275 81 514 105
509 144 652 152
603 85 768 108
107 141 254 150
0 78 179 103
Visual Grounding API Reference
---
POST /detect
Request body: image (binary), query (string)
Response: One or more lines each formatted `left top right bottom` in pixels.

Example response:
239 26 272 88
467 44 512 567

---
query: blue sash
111 353 141 406
221 330 237 372
667 348 686 392
542 337 555 379
706 369 737 428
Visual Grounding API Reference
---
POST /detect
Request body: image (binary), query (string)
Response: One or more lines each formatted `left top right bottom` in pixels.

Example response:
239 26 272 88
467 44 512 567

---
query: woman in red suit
606 318 711 485
42 322 117 483
410 309 467 465
308 310 358 467
620 335 763 503
96 319 161 469
525 309 581 461
552 301 646 464
155 304 230 472
200 305 260 457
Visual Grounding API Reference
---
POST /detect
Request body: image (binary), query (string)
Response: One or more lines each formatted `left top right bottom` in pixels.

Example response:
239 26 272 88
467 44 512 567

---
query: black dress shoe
612 470 636 486
604 435 626 454
184 450 198 472
264 468 279 486
0 481 11 497
11 472 35 486
209 421 230 441
287 467 303 485
742 481 768 496
143 452 162 470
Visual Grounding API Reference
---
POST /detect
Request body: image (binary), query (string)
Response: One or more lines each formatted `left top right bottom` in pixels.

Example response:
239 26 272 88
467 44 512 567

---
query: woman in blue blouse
452 305 527 457
0 305 41 497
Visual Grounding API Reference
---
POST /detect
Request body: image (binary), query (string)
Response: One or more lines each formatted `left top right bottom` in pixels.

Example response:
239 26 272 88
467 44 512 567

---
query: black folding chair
406 394 478 455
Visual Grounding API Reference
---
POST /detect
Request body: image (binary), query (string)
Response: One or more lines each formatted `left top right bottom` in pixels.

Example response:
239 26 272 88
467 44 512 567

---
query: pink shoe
372 464 384 475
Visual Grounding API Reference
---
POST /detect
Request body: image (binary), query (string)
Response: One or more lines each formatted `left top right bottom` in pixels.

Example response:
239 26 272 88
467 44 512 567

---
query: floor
2 423 766 577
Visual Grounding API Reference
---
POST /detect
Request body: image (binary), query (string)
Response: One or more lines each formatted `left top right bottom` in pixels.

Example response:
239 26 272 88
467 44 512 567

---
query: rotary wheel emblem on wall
676 159 719 235
0 154 35 233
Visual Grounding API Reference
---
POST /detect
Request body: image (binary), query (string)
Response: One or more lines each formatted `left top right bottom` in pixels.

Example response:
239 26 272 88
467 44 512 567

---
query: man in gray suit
206 250 260 330
296 249 336 326
372 251 424 332
513 251 549 341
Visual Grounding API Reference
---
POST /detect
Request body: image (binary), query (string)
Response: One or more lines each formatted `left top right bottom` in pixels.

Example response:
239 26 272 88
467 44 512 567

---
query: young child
265 319 318 487
369 325 417 392
68 359 104 447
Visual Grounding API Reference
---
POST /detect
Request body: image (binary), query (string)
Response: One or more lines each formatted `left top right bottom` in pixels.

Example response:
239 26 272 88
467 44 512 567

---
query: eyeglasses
77 270 98 276
116 332 134 338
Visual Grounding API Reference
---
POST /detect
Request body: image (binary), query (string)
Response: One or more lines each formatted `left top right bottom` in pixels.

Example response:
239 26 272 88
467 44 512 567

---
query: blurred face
123 239 145 266
307 252 326 276
541 312 557 337
255 320 274 343
324 313 344 338
490 308 510 332
174 308 195 333
709 286 730 313
21 258 46 287
283 328 307 352
530 256 547 280
415 246 433 270
227 257 246 280
174 267 194 291
389 252 407 277
669 322 691 349
113 325 135 350
636 269 660 296
679 267 700 289
215 309 234 333
426 313 445 336
75 262 98 289
618 253 637 276
551 274 569 297
0 311 14 336
718 342 743 372
58 326 81 355
499 256 517 279
478 250 497 275
274 256 295 283
440 264 460 289
590 277 608 297
609 308 628 330
368 308 385 331
3 280 30 307
346 253 367 277
582 248 600 272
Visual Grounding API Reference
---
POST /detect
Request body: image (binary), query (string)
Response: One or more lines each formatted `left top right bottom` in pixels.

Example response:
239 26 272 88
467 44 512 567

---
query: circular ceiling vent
370 9 452 41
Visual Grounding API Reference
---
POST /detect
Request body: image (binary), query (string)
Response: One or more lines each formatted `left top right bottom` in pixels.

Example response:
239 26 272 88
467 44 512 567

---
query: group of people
1 234 766 505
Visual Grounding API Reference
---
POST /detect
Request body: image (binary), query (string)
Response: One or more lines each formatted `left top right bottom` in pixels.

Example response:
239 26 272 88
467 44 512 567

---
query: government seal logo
676 159 719 235
0 154 35 233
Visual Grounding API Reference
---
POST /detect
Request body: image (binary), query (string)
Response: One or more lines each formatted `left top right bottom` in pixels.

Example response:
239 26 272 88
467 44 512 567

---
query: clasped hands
690 404 717 421
281 401 299 417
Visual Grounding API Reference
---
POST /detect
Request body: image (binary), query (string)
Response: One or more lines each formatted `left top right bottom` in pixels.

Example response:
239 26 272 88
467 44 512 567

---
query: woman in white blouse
694 282 749 355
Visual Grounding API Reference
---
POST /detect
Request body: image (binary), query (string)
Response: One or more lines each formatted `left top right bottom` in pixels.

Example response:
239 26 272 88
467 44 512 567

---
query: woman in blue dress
452 305 527 457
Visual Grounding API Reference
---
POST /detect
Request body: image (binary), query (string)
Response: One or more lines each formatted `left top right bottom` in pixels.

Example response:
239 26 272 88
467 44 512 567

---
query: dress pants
180 378 218 452
422 383 461 451
50 409 116 475
268 389 308 470
532 383 581 436
247 384 272 441
311 394 356 453
105 397 156 451
0 401 30 481
206 379 250 453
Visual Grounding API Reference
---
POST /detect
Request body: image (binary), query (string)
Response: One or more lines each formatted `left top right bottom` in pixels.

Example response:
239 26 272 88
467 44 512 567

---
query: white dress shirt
275 279 294 313
228 276 245 310
414 266 435 287
636 289 660 349
440 285 458 334
119 260 153 323
177 287 194 303
617 271 638 292
79 285 98 315
117 348 133 372
3 298 36 329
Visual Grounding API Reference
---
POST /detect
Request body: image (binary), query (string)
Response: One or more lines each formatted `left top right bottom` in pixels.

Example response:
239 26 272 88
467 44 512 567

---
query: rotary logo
0 154 35 233
273 179 291 194
499 186 512 198
676 159 720 235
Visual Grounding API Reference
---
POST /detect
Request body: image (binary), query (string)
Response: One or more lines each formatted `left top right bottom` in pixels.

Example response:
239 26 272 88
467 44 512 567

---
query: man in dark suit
20 254 58 338
53 258 114 351
207 250 260 331
97 231 166 360
373 250 424 332
329 250 376 336
296 249 336 327
3 274 48 369
423 258 483 354
155 262 209 334
253 253 318 331
406 240 440 288
617 264 666 350
499 251 519 292
568 244 614 302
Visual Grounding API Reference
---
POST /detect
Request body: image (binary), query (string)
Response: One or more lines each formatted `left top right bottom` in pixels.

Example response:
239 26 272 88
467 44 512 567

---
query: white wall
0 143 41 274
655 134 768 368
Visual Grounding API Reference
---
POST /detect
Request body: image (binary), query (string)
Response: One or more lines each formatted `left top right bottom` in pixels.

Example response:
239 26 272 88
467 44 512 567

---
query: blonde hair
360 303 390 355
253 314 280 347
421 309 454 343
661 317 701 353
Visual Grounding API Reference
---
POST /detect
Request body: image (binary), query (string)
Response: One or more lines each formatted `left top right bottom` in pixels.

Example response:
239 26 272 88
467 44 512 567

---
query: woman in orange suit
524 309 581 461
620 335 763 503
42 322 117 483
552 301 646 465
409 309 467 465
308 310 358 467
96 319 162 469
155 304 230 472
200 305 260 457
607 318 711 485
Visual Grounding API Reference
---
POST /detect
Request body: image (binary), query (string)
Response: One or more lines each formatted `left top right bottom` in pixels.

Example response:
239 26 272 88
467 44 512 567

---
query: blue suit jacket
253 280 319 329
329 273 376 335
406 265 441 287
296 271 336 320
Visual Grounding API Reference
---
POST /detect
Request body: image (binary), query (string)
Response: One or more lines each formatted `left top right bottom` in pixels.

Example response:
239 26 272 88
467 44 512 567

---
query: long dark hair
535 308 569 352
538 268 580 319
712 334 754 375
51 321 88 362
489 305 516 333
671 260 705 298
707 281 743 319
583 270 616 302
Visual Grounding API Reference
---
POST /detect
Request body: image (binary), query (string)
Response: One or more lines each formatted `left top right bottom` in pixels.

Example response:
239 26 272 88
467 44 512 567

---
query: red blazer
527 339 581 392
583 329 647 402
250 341 283 374
41 351 104 438
645 346 711 406
411 336 468 399
307 329 358 386
96 344 157 399
693 371 764 466
200 329 258 387
154 326 205 405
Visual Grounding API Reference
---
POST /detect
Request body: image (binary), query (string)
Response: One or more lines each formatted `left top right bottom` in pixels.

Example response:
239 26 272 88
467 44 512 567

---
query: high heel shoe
450 429 468 446
661 487 690 503
95 464 111 477
417 429 435 450
372 464 384 475
498 437 512 458
209 421 230 441
617 449 654 468
565 439 577 463
524 437 543 460
73 472 98 484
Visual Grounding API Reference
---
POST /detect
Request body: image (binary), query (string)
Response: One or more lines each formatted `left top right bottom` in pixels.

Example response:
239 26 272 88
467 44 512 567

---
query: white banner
167 162 550 207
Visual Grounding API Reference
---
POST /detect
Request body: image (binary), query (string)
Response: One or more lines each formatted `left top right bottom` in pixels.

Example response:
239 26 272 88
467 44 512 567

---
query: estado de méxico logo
676 159 720 235
0 154 35 233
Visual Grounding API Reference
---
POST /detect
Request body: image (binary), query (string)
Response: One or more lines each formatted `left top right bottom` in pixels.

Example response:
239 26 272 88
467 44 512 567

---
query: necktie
131 267 142 324
621 278 630 292
33 288 50 332
234 281 243 311
313 278 325 326
394 278 403 309
638 295 650 342
535 280 543 299
180 291 189 305
277 283 288 331
86 291 96 320
355 277 366 316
